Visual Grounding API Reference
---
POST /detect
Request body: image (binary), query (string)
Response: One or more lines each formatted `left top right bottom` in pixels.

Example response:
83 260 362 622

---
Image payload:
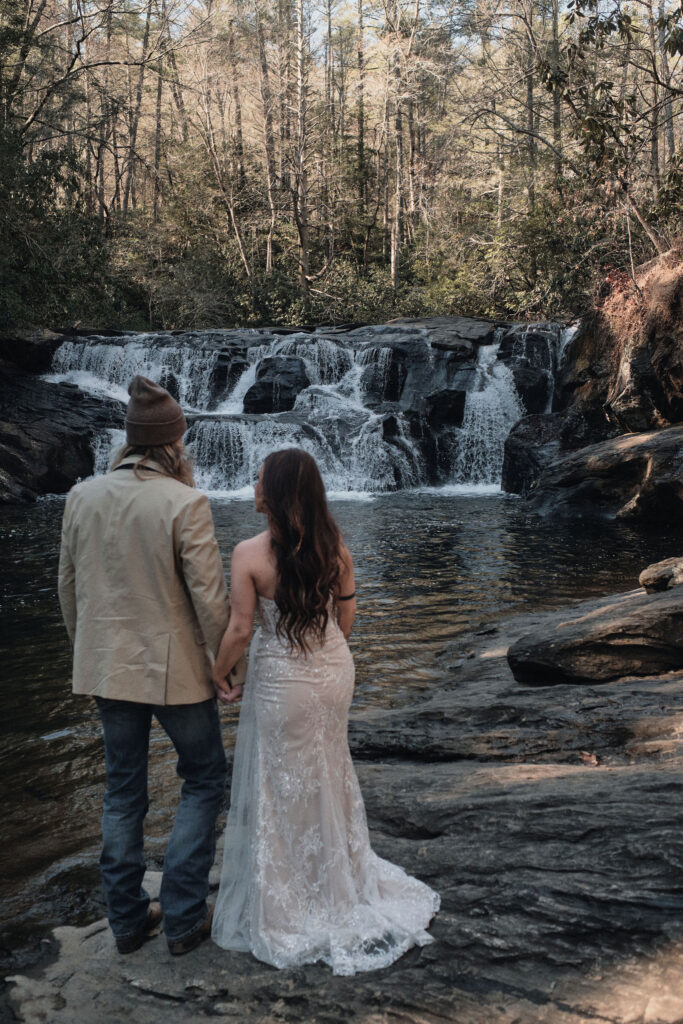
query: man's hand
220 683 243 705
213 666 243 704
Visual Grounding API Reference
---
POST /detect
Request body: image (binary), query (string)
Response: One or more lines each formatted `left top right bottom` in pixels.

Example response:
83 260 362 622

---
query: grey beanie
125 375 187 446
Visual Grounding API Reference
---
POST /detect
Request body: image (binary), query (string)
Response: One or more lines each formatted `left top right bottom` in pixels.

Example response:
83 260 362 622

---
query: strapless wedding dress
211 596 439 975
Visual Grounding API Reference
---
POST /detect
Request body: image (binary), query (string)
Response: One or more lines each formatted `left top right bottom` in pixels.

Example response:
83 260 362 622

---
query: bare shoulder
232 531 271 562
338 540 353 570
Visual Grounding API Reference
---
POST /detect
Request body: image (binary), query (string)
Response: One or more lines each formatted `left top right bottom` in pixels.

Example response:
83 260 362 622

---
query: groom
58 376 229 956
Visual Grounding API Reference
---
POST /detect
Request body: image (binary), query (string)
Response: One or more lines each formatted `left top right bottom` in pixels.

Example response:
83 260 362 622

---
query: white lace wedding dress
212 596 440 975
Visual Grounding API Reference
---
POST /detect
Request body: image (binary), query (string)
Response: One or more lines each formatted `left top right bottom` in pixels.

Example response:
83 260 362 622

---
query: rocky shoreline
6 562 683 1024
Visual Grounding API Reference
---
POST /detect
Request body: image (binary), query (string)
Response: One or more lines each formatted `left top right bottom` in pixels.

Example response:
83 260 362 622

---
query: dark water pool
0 492 679 970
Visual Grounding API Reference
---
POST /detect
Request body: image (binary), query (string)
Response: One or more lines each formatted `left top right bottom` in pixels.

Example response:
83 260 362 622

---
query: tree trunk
227 19 245 186
293 0 310 306
657 0 675 168
161 0 188 143
255 3 277 273
123 0 153 217
551 0 562 185
153 60 163 222
647 0 661 195
356 0 365 207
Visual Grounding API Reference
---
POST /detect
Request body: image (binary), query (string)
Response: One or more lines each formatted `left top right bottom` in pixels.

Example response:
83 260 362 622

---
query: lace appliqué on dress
212 597 440 975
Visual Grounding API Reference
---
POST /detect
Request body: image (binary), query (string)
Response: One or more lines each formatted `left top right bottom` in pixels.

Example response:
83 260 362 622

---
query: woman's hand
213 665 243 703
212 542 256 704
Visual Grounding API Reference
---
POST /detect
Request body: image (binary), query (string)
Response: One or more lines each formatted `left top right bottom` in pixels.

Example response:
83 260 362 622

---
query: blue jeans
95 696 227 943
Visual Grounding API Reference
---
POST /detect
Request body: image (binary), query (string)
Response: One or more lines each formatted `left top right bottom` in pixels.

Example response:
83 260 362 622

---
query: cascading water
45 320 569 495
450 344 525 486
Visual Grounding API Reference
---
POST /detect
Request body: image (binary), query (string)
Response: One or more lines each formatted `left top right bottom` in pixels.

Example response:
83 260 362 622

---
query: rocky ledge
0 365 123 503
503 255 683 523
521 425 683 524
6 563 683 1024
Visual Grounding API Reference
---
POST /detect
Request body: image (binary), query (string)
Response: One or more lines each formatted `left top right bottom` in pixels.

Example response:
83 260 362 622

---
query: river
0 490 678 972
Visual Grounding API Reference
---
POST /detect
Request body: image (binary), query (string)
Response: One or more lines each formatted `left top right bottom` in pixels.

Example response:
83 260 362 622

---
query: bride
211 449 439 975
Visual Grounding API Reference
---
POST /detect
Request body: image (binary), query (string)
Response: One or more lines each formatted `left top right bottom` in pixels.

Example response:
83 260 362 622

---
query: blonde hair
111 442 195 487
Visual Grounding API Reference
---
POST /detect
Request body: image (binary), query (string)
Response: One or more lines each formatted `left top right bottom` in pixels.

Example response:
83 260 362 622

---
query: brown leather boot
167 907 214 956
116 901 163 955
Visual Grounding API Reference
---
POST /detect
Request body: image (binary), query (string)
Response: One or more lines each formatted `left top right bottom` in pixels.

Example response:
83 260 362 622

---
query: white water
450 345 525 486
46 324 568 496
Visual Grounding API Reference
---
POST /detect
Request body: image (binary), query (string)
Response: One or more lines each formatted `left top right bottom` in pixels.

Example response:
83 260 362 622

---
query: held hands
212 665 244 705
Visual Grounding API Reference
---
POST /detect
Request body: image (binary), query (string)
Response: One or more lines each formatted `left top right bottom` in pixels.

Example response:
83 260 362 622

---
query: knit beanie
125 375 187 446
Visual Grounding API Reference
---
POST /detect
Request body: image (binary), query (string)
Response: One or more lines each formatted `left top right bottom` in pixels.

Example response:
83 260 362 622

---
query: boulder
511 362 552 415
502 412 563 495
508 588 683 685
207 353 248 408
0 328 64 373
389 314 502 349
243 355 310 413
359 347 407 406
639 557 683 593
423 388 467 429
554 258 683 441
0 368 124 504
497 323 559 371
526 424 683 523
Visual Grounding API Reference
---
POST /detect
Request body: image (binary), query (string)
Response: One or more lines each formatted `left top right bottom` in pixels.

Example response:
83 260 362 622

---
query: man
58 375 229 956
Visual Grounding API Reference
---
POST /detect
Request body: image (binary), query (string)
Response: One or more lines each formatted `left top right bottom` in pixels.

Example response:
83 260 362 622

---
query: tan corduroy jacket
58 455 229 705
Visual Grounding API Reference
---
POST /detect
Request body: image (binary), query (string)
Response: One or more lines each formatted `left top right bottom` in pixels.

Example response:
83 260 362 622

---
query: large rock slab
502 412 563 495
553 257 683 444
243 355 310 413
389 314 504 350
6 588 683 1023
526 424 683 522
0 368 124 503
0 328 64 373
640 557 683 593
508 588 683 685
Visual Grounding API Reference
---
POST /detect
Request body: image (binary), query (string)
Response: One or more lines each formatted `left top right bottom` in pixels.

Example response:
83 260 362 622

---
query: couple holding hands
58 375 438 976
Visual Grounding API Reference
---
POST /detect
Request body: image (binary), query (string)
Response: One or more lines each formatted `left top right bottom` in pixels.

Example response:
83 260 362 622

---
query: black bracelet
337 592 355 601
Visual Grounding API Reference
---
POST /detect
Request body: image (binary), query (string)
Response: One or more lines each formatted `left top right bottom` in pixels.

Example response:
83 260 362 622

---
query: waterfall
45 320 565 496
450 344 525 486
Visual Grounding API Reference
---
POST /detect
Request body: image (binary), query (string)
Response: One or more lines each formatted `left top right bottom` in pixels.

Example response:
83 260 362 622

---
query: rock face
423 388 467 428
0 368 124 503
639 556 683 593
525 424 683 523
507 588 683 685
502 412 562 495
504 257 683 511
243 355 310 413
6 590 683 1023
0 328 64 373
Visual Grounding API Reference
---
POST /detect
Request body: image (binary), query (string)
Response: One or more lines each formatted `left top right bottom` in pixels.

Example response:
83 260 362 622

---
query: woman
211 448 439 975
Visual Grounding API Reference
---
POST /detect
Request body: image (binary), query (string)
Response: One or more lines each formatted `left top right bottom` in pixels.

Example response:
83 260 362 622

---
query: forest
1 0 681 330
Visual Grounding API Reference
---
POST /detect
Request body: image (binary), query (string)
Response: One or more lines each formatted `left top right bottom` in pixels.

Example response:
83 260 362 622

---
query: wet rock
507 588 683 685
0 328 64 373
6 590 683 1023
502 413 563 495
389 314 502 350
639 557 683 593
0 368 124 504
207 353 248 408
243 356 310 414
424 388 467 429
498 323 560 371
526 425 683 523
359 346 407 405
558 380 621 451
511 362 552 415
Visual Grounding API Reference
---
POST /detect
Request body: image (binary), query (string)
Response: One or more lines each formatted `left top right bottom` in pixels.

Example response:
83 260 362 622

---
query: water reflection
0 493 679 969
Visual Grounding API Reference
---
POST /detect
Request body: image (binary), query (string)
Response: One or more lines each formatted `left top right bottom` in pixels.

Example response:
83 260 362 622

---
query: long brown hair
111 443 195 487
261 449 341 653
